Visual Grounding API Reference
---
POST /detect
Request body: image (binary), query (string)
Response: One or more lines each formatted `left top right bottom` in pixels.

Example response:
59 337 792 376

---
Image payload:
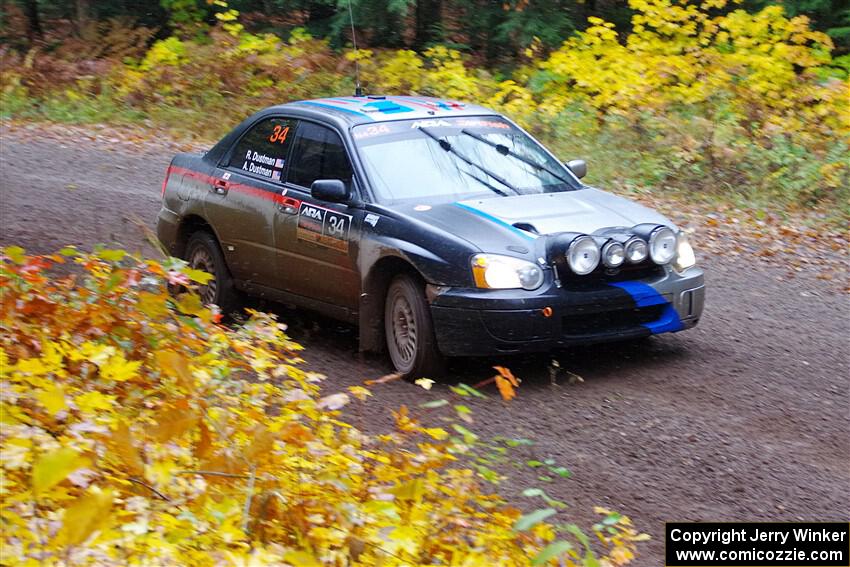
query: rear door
205 116 296 289
274 121 362 309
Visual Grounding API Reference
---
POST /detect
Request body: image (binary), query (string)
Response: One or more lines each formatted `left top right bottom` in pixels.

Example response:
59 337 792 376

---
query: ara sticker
297 202 352 252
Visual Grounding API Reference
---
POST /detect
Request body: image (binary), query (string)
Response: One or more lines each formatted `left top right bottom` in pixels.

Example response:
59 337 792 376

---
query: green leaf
565 523 592 550
527 460 544 467
505 437 534 447
522 488 545 497
514 508 556 532
551 466 571 478
418 399 449 409
59 246 78 257
183 267 214 284
175 292 204 315
454 404 471 414
3 246 26 264
532 540 573 565
96 249 126 262
451 424 479 444
449 383 486 398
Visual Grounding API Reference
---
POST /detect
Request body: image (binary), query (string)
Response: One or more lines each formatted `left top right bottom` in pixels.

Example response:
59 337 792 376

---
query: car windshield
352 116 580 204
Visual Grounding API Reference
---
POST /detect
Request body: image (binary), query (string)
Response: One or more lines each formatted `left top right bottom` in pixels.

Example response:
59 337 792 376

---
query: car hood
455 188 675 236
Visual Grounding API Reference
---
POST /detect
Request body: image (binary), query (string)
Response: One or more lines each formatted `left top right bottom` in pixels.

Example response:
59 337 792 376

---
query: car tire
184 231 240 316
384 274 445 379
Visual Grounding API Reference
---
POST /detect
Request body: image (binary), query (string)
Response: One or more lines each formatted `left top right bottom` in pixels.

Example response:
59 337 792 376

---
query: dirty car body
157 95 705 377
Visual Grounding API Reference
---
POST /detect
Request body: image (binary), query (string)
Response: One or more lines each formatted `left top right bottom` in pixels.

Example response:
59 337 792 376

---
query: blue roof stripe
363 100 413 114
454 202 537 241
298 100 373 119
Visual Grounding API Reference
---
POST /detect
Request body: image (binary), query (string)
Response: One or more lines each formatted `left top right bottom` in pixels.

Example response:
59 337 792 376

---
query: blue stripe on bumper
610 280 683 334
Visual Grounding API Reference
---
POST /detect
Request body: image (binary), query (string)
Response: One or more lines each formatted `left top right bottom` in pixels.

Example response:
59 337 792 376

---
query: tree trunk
415 0 442 49
22 0 43 43
75 0 91 33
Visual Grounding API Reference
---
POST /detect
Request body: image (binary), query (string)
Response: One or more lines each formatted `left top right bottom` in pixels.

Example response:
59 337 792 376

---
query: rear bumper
155 207 181 256
429 267 704 356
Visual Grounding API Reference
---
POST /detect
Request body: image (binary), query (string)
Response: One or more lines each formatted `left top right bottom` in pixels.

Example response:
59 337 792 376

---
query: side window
227 117 296 182
287 122 353 189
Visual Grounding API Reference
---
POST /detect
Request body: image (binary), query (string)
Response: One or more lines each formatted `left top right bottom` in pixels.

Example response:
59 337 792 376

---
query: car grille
561 304 664 337
556 261 664 286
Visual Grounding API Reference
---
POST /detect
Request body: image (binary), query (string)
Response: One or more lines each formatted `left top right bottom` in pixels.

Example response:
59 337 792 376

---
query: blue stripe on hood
454 202 537 241
610 281 683 334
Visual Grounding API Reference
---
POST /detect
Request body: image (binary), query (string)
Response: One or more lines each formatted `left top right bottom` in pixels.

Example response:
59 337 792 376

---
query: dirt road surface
2 124 848 564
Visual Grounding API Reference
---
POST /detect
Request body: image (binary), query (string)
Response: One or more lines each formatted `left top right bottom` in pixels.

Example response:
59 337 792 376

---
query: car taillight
161 166 172 197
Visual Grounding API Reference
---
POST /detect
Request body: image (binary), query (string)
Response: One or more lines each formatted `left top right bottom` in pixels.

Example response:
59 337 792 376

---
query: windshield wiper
460 128 574 186
417 127 520 196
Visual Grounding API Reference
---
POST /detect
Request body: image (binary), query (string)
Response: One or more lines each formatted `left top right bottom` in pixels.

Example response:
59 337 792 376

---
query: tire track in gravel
2 126 847 564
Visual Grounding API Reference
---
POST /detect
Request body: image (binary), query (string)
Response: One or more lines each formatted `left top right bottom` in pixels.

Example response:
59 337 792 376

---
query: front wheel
184 231 240 316
384 275 445 379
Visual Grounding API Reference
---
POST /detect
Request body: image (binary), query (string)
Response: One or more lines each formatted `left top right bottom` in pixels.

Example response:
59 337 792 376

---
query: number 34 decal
296 202 352 252
269 125 290 144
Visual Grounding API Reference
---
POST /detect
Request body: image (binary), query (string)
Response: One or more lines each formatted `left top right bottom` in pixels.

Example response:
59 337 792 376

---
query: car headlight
601 240 625 268
471 254 544 290
624 237 648 263
674 231 696 271
649 226 677 265
567 235 600 275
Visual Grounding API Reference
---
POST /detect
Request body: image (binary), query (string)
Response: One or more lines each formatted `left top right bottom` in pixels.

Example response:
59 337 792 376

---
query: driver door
274 121 362 310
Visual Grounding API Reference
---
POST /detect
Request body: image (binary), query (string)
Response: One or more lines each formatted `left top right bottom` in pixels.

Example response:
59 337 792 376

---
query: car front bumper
428 266 704 357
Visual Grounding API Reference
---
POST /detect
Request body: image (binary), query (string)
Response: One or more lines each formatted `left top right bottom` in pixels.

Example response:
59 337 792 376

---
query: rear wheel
384 275 445 379
184 231 239 316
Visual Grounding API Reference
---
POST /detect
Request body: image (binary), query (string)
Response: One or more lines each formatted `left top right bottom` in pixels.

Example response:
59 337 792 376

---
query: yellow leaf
282 550 320 565
36 384 67 415
55 487 113 546
137 291 170 319
155 350 194 389
347 386 372 400
32 447 89 496
100 355 142 382
152 404 197 443
422 427 449 440
74 391 115 414
175 292 204 316
109 421 145 477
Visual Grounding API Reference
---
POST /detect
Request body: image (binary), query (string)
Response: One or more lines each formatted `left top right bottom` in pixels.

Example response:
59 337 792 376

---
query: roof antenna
347 0 364 97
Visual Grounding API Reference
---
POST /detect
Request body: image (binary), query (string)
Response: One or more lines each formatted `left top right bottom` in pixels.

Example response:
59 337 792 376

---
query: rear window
287 122 353 189
227 117 296 182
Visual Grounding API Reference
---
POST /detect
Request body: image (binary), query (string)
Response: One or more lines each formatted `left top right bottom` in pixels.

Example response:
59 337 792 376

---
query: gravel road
2 124 848 564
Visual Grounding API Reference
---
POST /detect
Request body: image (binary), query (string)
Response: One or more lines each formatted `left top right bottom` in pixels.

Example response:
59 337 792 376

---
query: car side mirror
311 179 349 203
566 159 587 179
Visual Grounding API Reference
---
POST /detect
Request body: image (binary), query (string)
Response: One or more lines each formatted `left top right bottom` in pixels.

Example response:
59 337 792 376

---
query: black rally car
157 95 705 377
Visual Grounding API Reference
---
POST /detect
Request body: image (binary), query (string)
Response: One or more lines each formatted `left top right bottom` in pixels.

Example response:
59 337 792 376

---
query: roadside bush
0 246 644 565
1 0 847 218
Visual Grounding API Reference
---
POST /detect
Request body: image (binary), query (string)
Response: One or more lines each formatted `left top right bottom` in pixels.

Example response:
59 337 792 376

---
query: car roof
271 95 500 125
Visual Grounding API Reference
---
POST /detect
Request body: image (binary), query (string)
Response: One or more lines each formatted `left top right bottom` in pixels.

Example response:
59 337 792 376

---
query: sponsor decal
364 213 379 227
297 202 352 252
353 124 392 140
410 119 452 129
271 170 281 181
221 171 232 180
274 158 285 168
